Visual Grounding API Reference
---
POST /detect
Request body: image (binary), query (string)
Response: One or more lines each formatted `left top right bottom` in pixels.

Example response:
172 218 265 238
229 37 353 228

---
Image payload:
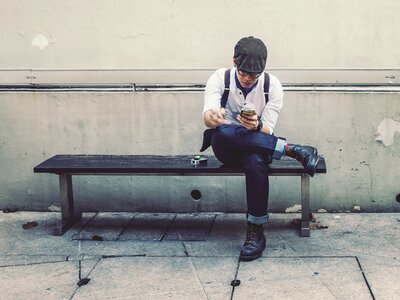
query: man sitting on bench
201 36 321 262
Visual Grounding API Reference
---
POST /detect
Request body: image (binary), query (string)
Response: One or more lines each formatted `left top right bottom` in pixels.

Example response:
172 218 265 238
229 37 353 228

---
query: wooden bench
34 154 327 237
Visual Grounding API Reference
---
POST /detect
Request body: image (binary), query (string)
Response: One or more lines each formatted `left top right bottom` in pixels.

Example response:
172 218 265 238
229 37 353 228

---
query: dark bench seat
34 154 327 236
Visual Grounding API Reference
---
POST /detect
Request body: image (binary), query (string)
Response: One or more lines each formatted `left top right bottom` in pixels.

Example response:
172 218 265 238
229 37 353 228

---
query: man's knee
242 153 270 171
213 124 235 142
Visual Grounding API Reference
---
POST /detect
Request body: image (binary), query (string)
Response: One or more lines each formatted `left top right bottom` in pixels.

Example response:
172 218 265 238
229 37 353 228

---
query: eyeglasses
237 69 262 79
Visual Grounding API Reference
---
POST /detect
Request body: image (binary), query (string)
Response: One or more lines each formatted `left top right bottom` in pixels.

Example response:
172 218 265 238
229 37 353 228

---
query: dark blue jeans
211 124 281 224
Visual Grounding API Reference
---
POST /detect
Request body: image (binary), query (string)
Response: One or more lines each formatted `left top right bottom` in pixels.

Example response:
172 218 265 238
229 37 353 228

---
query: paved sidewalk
1 211 399 299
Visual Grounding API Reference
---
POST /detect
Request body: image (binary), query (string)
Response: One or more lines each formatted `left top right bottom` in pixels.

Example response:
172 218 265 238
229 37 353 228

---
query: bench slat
34 154 326 175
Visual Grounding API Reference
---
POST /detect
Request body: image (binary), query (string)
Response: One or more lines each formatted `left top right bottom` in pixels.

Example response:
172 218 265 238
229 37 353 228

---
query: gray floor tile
73 212 136 241
0 261 78 300
301 257 372 299
362 265 400 300
275 214 400 258
73 257 208 299
357 255 400 271
0 212 88 256
117 213 175 241
317 272 372 299
163 213 216 241
206 213 247 241
300 257 360 275
184 241 242 258
1 212 399 299
234 257 370 300
190 257 238 300
262 240 298 257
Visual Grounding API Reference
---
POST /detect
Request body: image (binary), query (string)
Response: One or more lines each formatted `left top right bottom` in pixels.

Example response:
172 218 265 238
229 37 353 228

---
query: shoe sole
240 242 266 262
240 252 263 262
306 155 320 177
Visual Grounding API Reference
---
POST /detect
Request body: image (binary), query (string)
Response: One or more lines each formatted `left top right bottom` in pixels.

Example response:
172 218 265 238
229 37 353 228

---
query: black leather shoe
240 222 266 262
286 144 320 177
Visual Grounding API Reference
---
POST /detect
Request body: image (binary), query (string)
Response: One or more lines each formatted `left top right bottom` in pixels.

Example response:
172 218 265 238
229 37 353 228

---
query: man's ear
233 58 237 67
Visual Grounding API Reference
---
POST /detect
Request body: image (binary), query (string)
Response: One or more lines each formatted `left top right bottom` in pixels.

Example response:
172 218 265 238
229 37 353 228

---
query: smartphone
240 107 257 117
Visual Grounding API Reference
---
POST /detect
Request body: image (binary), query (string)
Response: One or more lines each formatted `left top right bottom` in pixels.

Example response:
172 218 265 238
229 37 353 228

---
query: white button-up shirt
203 68 284 134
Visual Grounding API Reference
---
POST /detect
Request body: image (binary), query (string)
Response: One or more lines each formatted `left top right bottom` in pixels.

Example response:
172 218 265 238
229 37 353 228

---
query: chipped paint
31 33 49 50
285 204 301 213
317 209 327 213
376 118 400 146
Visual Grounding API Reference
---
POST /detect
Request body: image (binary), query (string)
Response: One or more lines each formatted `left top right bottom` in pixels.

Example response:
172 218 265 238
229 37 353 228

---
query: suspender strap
221 69 270 107
263 72 270 103
221 69 231 108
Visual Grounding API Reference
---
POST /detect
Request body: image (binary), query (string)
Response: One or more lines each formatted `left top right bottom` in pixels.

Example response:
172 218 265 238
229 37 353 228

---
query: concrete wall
1 0 400 69
1 91 399 213
1 1 399 212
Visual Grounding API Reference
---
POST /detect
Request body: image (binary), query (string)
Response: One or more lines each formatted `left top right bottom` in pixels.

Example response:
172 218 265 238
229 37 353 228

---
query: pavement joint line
71 212 99 241
0 254 68 258
176 232 191 257
230 257 241 300
69 257 102 300
341 250 400 260
275 231 303 258
228 271 363 284
355 256 377 300
67 256 103 261
203 213 217 241
101 254 146 259
297 256 339 299
0 259 70 268
185 252 210 300
159 213 177 242
114 212 139 241
181 241 189 257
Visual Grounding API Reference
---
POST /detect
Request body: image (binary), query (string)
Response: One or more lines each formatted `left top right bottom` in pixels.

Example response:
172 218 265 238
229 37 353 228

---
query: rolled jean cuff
248 214 269 225
273 138 286 160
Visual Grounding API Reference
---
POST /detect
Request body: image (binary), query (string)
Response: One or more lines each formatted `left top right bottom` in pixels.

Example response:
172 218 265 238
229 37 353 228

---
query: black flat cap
234 36 267 73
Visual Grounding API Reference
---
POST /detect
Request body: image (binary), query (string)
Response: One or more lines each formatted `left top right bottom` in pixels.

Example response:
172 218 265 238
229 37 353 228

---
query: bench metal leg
53 174 82 236
300 174 311 237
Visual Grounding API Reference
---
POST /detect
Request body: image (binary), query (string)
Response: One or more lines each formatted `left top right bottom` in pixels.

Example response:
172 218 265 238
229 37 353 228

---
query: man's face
233 59 261 88
236 70 260 88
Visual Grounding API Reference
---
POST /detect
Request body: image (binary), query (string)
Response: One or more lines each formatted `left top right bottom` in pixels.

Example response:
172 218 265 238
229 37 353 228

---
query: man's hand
204 108 231 128
237 114 259 131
